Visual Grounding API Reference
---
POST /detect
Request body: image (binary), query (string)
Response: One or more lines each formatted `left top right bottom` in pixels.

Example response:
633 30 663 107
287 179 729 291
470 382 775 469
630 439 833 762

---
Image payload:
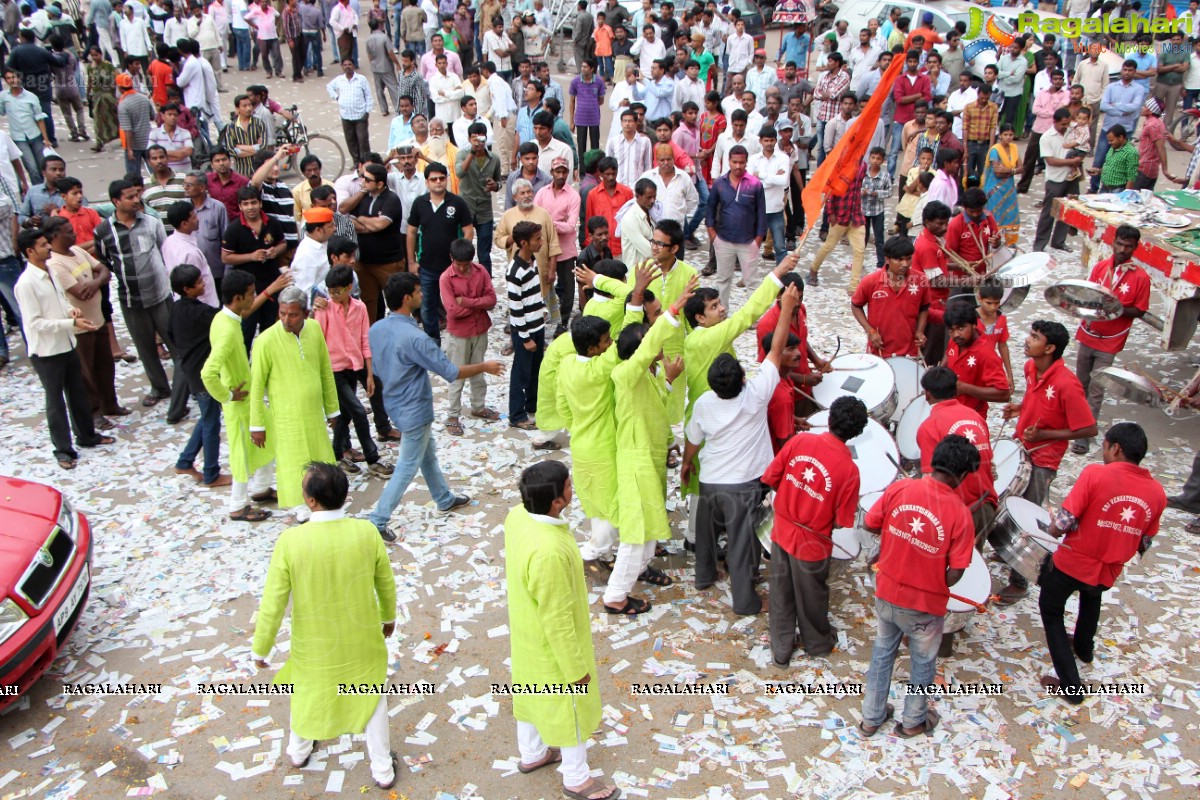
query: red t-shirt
148 59 175 108
767 374 796 451
585 184 634 256
207 170 251 224
976 313 1009 352
944 211 999 274
850 269 930 357
1054 461 1166 587
912 227 948 325
1074 258 1152 355
763 431 860 561
1015 358 1096 470
944 332 1009 416
55 206 102 246
755 301 810 375
866 477 975 616
917 399 997 509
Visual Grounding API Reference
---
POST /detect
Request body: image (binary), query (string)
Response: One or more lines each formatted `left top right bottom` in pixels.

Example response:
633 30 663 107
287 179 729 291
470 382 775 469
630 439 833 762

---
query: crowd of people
3 2 1200 798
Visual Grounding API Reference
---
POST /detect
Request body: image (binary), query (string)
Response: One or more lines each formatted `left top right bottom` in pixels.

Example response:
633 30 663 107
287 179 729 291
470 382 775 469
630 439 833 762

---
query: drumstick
870 564 989 613
774 509 860 559
1022 532 1075 552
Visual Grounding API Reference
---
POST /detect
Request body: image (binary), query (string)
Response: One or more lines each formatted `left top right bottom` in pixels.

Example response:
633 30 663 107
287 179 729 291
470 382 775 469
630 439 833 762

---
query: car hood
0 478 63 569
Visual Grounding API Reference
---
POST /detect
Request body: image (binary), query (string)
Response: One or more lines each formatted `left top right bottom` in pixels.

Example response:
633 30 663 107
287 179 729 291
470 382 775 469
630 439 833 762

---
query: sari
984 142 1020 246
86 60 119 147
698 110 726 185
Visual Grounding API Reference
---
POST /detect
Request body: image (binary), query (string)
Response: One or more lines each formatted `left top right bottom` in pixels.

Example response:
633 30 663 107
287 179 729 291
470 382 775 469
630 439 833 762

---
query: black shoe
437 494 471 514
700 265 716 277
683 539 696 553
1167 496 1200 513
377 526 397 543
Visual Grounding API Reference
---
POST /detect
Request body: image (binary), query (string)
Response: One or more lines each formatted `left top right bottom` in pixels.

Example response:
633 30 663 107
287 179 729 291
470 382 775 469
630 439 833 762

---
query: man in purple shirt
569 58 606 156
706 145 766 306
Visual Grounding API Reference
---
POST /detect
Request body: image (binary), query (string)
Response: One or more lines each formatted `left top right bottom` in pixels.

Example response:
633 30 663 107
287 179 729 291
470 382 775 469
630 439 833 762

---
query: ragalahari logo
961 6 1016 62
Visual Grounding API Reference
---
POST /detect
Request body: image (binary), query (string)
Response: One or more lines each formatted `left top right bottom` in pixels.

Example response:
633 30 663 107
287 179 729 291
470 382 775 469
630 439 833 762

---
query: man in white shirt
630 24 665 77
745 50 776 111
14 228 113 466
946 72 978 141
724 16 754 89
847 28 880 94
290 205 336 298
747 126 790 266
482 16 515 78
711 109 761 179
721 73 747 117
387 149 426 246
532 110 573 175
641 142 697 226
739 91 765 139
833 19 853 59
176 41 222 142
452 96 493 147
608 65 645 112
673 60 705 110
605 108 653 186
483 60 516 169
118 4 153 65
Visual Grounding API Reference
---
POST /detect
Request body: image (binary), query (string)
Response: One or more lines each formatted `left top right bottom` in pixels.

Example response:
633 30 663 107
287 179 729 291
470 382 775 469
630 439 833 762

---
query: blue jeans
597 55 613 80
14 135 44 179
124 148 148 177
886 120 905 176
814 119 827 167
1185 88 1200 111
765 211 786 265
686 175 709 239
368 421 455 529
176 392 222 483
0 255 23 360
475 220 494 276
304 32 324 74
861 597 943 731
417 267 444 343
233 28 252 69
1089 127 1113 193
406 39 426 58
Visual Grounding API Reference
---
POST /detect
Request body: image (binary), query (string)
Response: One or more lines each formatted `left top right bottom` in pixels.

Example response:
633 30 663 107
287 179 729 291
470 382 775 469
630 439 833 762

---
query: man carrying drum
916 366 998 656
912 201 952 365
998 321 1097 605
850 236 929 358
942 302 1011 417
1038 422 1165 704
1070 224 1151 457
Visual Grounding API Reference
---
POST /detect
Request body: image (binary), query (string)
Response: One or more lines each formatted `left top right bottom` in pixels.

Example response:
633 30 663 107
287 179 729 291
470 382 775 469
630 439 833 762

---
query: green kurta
612 313 686 544
249 320 339 507
252 515 397 740
201 309 274 482
503 506 601 746
584 276 634 339
556 347 623 523
652 260 699 357
536 332 575 433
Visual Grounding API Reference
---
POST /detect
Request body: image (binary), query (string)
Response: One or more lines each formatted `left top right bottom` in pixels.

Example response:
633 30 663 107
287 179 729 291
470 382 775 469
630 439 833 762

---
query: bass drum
944 550 991 633
811 354 898 422
886 357 926 424
807 411 899 493
988 496 1059 583
993 437 1032 501
895 395 932 462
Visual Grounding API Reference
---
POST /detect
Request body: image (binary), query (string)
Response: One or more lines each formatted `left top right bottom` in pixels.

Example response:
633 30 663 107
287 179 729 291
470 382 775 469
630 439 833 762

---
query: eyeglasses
428 176 447 182
650 240 672 248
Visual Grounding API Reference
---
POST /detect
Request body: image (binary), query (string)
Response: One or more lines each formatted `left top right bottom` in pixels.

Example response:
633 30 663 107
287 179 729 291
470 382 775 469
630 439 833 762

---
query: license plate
53 564 89 636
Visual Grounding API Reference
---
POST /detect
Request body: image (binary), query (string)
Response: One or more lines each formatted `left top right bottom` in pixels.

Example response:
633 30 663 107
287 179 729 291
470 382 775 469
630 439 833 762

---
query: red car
0 478 92 708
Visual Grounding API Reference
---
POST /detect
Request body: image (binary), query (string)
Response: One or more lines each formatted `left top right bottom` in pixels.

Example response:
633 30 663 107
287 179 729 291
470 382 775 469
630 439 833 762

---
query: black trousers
341 116 371 165
1037 559 1102 704
695 480 767 616
332 368 380 463
863 212 886 269
30 349 100 461
508 329 544 424
241 297 278 353
1016 130 1043 193
289 36 305 80
769 544 835 662
555 257 576 329
576 125 599 155
785 171 804 240
1033 178 1079 251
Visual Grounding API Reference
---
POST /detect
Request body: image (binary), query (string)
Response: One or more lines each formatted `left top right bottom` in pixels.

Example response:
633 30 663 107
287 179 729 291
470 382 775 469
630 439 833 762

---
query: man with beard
942 303 1010 417
417 118 461 193
496 178 562 329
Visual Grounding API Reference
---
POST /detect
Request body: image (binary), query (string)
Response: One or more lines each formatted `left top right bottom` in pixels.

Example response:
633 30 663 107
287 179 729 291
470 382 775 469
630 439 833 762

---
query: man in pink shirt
314 262 394 477
438 237 499 436
1134 96 1173 190
671 100 707 248
535 157 581 337
1018 68 1070 194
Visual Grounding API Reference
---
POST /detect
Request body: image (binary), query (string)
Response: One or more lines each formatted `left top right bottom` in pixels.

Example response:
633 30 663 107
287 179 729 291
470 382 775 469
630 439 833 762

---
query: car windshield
729 0 757 17
946 10 1016 37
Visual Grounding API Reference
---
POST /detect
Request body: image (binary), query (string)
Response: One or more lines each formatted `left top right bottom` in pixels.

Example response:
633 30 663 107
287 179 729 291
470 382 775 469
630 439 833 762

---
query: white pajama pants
603 540 656 605
228 462 276 514
579 518 617 561
288 696 393 784
517 720 590 786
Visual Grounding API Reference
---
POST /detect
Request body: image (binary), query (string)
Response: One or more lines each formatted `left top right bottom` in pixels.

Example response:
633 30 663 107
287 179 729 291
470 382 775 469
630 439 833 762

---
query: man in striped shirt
506 221 546 431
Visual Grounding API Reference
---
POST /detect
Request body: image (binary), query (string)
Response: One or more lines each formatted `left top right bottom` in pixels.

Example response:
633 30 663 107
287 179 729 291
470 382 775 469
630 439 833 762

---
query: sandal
230 506 273 522
637 566 673 587
471 407 501 421
141 392 168 407
534 438 561 450
604 596 650 615
250 488 278 503
584 558 615 577
1185 521 1200 536
445 417 465 436
517 746 561 774
511 419 537 430
116 351 138 363
562 778 620 800
666 448 679 469
857 703 894 737
894 708 940 738
654 545 668 558
57 456 77 470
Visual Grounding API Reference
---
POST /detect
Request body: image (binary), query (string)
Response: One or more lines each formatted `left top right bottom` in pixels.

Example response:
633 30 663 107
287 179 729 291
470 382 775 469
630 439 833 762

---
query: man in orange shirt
148 44 177 109
906 12 943 52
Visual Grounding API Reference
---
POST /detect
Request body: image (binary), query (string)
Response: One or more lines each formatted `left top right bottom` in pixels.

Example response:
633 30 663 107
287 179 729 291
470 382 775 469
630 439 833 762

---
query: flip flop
445 417 465 436
471 407 501 421
562 777 621 800
56 456 77 470
250 488 278 503
654 545 668 558
517 747 561 774
857 703 894 737
230 506 272 522
666 450 679 469
604 596 650 615
637 566 673 587
894 708 940 738
584 558 615 577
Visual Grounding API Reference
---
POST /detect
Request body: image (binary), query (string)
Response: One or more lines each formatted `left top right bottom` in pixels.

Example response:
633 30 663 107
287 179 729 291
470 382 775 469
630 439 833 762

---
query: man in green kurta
558 265 654 576
249 286 340 517
504 461 618 800
580 258 638 339
201 269 286 522
603 281 695 614
253 463 398 789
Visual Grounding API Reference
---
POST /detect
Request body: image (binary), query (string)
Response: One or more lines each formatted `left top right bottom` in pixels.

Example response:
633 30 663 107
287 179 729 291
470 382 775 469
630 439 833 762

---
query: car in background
562 1 766 53
0 478 92 708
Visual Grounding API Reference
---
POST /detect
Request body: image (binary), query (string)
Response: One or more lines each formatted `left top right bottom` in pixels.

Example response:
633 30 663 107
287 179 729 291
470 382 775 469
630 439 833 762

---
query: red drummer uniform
1074 258 1152 355
913 227 948 326
756 300 812 375
1054 461 1166 587
944 334 1010 416
851 270 930 357
865 477 975 616
1015 359 1096 471
763 432 860 562
917 399 997 509
766 374 797 452
945 210 999 280
977 313 1010 353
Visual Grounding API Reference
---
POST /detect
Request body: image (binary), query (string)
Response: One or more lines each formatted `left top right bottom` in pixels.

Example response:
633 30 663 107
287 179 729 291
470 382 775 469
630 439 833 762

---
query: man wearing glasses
406 162 475 343
346 163 405 322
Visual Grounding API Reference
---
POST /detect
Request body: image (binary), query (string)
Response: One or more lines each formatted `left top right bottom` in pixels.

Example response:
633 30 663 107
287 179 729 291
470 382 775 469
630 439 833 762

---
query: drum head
946 550 990 612
808 411 899 493
811 354 896 412
895 395 932 461
831 528 861 560
1044 280 1124 321
1092 367 1166 409
996 252 1053 285
999 284 1030 315
1003 495 1052 538
886 357 925 422
993 438 1024 494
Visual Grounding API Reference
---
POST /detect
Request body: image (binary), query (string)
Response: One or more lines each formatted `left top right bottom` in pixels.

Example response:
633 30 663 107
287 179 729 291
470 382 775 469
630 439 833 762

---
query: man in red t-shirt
1038 422 1165 704
945 189 1000 283
999 320 1098 603
762 396 867 666
912 200 951 364
851 235 929 357
942 302 1011 417
756 274 832 417
1072 224 1151 455
761 330 807 453
858 435 977 738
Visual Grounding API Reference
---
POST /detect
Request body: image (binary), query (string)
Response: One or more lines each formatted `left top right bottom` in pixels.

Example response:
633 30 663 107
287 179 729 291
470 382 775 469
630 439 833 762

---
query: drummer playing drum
1038 422 1165 704
998 321 1097 605
851 236 929 358
912 201 952 364
942 302 1012 417
1070 224 1151 457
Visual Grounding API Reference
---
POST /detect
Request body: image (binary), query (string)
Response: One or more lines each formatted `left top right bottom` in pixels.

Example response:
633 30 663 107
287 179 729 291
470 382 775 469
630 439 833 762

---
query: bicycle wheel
1171 113 1199 147
303 134 348 179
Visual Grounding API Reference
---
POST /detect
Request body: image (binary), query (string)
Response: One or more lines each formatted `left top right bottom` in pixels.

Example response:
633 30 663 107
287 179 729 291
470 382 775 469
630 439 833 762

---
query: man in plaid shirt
807 161 866 291
812 53 850 167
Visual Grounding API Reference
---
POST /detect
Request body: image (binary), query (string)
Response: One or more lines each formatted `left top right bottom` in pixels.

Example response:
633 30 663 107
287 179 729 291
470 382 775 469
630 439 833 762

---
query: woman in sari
984 123 1022 246
223 93 266 176
698 89 726 186
86 47 119 153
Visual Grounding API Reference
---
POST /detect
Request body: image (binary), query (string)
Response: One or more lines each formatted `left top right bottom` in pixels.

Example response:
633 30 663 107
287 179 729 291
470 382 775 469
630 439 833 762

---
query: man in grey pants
572 1 594 69
365 18 401 114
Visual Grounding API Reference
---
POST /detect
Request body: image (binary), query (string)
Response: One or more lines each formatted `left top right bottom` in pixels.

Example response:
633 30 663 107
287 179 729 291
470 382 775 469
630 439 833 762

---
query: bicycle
274 105 348 179
1171 107 1200 149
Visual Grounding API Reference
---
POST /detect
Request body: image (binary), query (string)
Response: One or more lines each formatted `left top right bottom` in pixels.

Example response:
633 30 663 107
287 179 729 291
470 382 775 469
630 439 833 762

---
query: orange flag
798 53 906 251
